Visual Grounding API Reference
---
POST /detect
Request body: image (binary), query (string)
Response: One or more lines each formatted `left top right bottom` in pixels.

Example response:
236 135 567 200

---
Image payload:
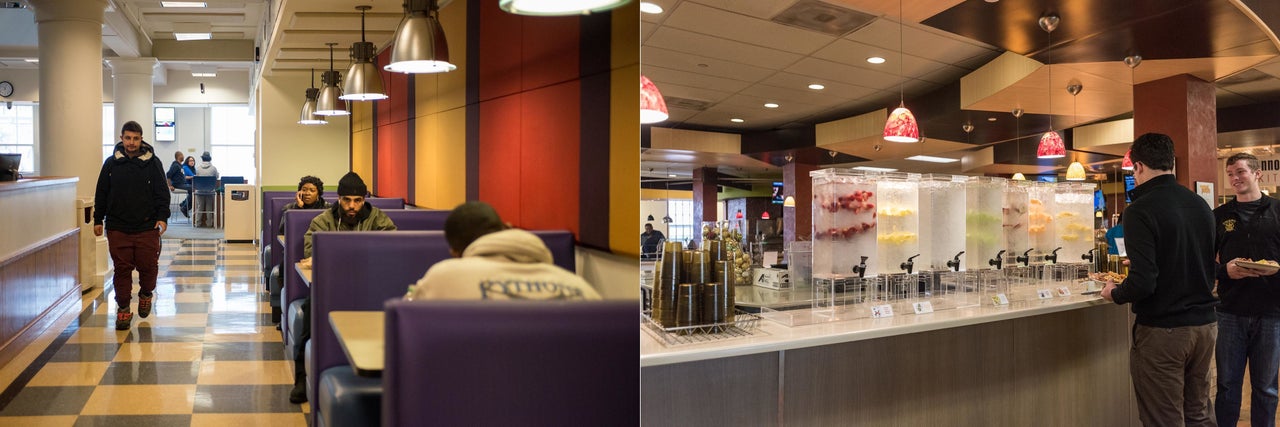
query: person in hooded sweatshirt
192 152 220 226
405 201 601 301
93 120 170 331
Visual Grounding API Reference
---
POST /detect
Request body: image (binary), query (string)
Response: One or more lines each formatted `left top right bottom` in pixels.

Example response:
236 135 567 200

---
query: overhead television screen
1094 189 1105 212
771 181 784 204
155 107 175 142
1124 174 1136 203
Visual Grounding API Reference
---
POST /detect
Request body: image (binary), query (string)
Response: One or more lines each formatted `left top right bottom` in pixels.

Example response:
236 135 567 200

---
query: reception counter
641 293 1139 426
0 177 80 362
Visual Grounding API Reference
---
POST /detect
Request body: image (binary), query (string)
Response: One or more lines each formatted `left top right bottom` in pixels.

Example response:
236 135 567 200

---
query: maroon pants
107 229 161 308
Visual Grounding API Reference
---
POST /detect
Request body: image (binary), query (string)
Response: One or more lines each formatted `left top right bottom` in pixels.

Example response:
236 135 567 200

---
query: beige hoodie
407 229 601 301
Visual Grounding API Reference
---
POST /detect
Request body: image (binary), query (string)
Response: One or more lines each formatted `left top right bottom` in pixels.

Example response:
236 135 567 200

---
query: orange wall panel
522 16 580 91
477 96 523 222
477 0 524 101
375 120 409 200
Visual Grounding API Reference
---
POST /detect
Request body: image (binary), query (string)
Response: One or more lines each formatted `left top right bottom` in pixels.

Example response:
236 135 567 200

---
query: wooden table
329 311 384 377
295 262 312 287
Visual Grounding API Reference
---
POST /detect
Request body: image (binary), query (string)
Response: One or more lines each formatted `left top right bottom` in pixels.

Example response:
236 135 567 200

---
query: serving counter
0 177 80 363
641 292 1139 426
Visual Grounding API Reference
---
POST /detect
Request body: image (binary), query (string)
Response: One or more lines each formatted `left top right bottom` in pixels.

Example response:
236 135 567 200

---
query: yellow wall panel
610 63 640 257
413 113 439 207
352 101 373 132
435 107 468 208
414 0 466 117
351 128 373 180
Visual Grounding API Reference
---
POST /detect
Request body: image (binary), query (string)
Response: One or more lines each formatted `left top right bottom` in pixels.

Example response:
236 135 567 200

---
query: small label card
871 304 895 318
912 301 934 314
991 293 1010 305
1037 289 1053 299
1056 286 1072 297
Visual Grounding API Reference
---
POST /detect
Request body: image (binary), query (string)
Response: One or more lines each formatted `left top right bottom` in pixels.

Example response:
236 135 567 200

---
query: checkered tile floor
0 239 308 426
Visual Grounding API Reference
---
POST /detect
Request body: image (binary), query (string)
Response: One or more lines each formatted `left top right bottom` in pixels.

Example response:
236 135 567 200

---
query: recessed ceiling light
987 117 997 122
24 58 38 63
639 2 663 14
764 103 779 108
808 84 825 90
852 166 898 172
161 1 207 7
730 118 745 123
173 22 212 41
906 155 960 163
668 174 677 177
866 56 886 64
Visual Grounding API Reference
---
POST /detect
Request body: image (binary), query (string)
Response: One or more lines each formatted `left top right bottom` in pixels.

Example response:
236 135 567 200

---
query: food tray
641 309 764 346
1238 260 1280 275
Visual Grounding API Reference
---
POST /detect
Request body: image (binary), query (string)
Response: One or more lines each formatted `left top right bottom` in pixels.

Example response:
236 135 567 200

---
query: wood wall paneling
478 96 524 222
477 1 524 102
519 81 581 235
352 128 374 182
521 15 579 91
640 352 780 426
0 231 78 354
375 120 410 201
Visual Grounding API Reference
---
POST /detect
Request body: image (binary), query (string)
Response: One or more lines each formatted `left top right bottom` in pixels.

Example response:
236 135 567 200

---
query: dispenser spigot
989 250 1006 270
1046 247 1062 264
852 256 869 278
1017 249 1033 267
1082 248 1096 263
900 254 920 275
946 251 965 272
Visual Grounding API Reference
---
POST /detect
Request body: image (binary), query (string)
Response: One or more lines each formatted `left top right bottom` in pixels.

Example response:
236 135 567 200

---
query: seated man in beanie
289 171 396 404
405 201 600 301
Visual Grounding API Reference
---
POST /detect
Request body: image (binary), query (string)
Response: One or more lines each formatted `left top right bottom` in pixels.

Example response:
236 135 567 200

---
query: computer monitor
1124 174 1136 203
0 153 20 182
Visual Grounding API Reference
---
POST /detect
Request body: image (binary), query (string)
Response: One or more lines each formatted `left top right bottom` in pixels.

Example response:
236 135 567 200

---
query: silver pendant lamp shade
341 6 388 101
298 69 326 125
314 43 350 116
384 0 456 74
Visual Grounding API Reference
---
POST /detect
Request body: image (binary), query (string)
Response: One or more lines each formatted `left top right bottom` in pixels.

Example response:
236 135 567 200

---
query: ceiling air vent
663 96 711 111
772 0 877 37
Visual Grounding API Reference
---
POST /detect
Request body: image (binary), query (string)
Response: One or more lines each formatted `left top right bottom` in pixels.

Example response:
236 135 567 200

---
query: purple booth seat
383 300 639 426
309 231 453 426
261 191 295 250
381 209 448 232
529 230 575 273
364 197 405 210
281 208 326 354
263 196 296 283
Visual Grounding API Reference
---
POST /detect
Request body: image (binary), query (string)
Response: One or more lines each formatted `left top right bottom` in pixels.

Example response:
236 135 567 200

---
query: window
666 199 694 245
210 105 255 181
0 104 36 173
102 104 115 160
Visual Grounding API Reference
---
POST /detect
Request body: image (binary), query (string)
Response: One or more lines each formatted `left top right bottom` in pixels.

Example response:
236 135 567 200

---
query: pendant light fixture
1121 149 1135 171
640 75 668 124
385 0 456 74
314 43 350 116
341 6 388 101
1066 161 1086 181
1063 82 1085 181
1036 14 1065 158
882 0 919 143
499 0 633 16
298 68 327 125
1012 108 1026 180
661 172 673 224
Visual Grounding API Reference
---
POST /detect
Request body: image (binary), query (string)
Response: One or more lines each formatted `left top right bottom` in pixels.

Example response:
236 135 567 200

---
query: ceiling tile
643 64 755 94
845 18 995 66
784 56 900 89
646 26 804 70
641 46 776 83
649 81 735 106
662 1 837 55
755 72 877 100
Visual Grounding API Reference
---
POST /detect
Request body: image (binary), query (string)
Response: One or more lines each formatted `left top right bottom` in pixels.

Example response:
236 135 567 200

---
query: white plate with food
1237 260 1280 275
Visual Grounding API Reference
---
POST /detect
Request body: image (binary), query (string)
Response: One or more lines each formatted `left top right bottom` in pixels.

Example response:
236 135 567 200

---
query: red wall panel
376 120 409 200
518 81 580 235
477 96 523 223
521 16 579 91
477 1 524 101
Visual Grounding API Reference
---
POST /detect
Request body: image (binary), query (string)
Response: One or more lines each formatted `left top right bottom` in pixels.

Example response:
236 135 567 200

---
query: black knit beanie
337 172 367 197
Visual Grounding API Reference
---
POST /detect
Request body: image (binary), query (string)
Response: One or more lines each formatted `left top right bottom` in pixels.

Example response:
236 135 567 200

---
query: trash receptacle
224 184 258 243
75 198 108 290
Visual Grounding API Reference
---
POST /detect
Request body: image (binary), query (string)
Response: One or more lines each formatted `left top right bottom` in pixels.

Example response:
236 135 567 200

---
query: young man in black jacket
1213 152 1280 427
94 121 170 331
1101 132 1218 427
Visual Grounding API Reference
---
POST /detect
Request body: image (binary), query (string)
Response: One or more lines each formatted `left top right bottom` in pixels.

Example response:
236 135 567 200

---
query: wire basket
641 309 764 346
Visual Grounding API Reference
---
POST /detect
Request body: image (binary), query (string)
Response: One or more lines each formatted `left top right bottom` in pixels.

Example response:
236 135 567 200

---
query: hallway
0 239 307 426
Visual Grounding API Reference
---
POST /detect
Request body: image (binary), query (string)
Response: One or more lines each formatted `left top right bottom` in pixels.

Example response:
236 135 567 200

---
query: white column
28 0 108 198
107 58 158 146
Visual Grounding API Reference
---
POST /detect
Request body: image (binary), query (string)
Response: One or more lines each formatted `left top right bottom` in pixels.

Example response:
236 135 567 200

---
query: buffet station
641 170 1138 426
